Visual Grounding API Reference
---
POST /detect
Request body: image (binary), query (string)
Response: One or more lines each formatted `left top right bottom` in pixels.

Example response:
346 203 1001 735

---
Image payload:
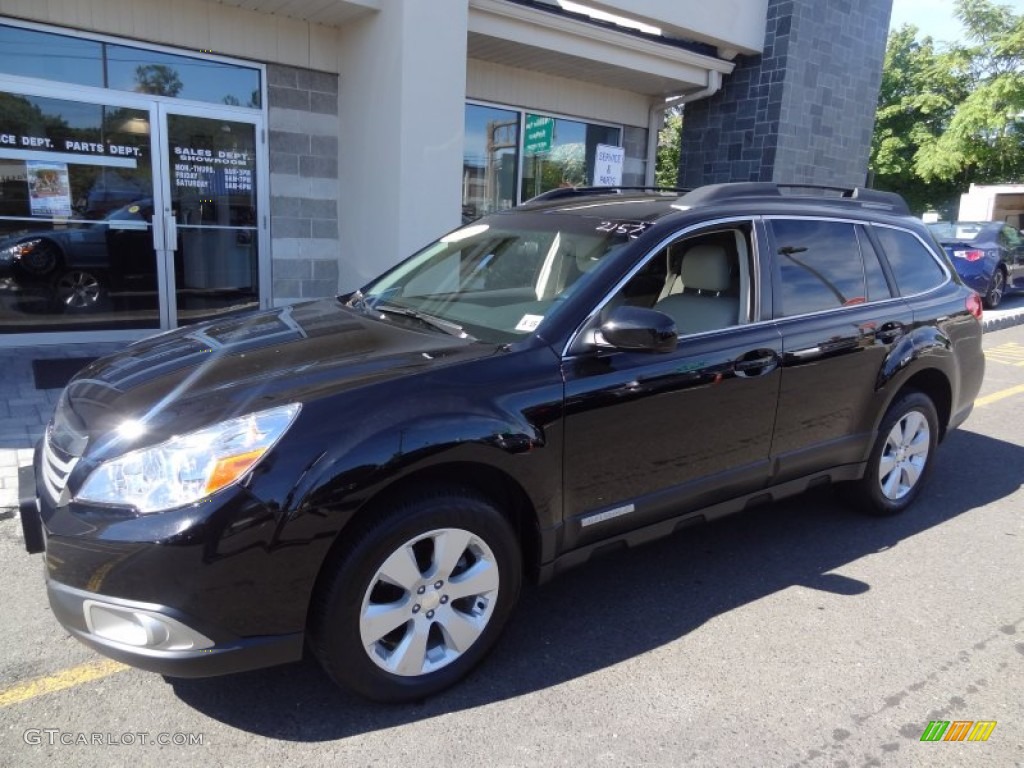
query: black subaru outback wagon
20 183 985 702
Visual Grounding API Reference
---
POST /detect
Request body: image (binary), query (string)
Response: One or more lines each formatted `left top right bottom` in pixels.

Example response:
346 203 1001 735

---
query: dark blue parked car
928 220 1024 308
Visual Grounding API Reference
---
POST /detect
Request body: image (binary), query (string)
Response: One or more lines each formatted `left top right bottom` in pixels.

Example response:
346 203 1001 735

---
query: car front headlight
0 238 42 261
76 403 301 514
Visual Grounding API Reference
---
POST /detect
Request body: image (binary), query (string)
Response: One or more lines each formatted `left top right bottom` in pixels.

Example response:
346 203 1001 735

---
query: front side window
771 219 866 317
606 223 754 335
874 226 946 296
355 215 639 343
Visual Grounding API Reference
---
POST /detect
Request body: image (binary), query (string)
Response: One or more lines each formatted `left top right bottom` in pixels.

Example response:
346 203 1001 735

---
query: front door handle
734 349 779 377
164 213 178 252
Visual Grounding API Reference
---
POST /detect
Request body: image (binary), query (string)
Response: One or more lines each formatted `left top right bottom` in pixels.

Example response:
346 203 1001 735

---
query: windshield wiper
373 302 473 340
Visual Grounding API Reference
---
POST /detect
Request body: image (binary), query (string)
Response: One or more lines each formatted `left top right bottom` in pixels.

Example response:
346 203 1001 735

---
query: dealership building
0 0 891 346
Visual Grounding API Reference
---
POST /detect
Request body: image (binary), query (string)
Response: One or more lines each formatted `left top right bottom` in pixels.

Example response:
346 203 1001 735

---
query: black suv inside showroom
20 183 985 702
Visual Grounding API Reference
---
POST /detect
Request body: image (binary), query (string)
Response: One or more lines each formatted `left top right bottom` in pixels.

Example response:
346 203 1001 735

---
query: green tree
869 25 966 214
915 0 1024 184
871 0 1024 214
134 64 183 97
655 107 682 188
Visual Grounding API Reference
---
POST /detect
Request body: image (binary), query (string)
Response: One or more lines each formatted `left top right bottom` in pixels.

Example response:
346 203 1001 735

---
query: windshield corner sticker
515 314 544 332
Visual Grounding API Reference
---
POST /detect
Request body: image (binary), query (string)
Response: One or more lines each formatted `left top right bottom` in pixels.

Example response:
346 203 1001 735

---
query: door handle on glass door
164 213 178 251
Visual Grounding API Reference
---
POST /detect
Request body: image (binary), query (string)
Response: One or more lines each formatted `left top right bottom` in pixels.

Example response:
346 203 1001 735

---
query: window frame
0 18 266 115
763 215 949 320
866 221 952 300
464 99 626 209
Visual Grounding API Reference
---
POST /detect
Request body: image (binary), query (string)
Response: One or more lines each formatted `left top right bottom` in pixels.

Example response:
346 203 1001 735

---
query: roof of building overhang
211 0 735 98
468 0 735 99
212 0 379 28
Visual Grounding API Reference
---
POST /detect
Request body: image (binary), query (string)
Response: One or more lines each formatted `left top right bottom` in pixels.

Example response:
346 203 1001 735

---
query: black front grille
40 428 79 505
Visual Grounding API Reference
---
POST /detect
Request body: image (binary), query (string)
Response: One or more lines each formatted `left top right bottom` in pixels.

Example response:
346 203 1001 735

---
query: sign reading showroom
592 144 624 187
172 146 253 193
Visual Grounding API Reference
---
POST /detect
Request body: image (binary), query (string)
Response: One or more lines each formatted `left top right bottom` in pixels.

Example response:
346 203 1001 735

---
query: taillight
966 293 983 321
953 249 984 262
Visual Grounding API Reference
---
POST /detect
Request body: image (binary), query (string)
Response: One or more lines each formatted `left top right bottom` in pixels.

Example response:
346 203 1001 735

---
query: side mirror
599 306 677 353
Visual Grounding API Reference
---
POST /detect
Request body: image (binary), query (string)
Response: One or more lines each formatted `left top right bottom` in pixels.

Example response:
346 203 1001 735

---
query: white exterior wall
582 0 769 55
337 1 470 290
0 0 346 72
0 0 762 313
467 59 652 128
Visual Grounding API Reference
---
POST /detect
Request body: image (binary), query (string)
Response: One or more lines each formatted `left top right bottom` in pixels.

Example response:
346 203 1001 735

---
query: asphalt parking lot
1 323 1022 768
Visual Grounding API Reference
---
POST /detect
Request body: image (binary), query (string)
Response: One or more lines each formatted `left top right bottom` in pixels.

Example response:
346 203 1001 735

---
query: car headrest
681 244 731 292
575 246 601 274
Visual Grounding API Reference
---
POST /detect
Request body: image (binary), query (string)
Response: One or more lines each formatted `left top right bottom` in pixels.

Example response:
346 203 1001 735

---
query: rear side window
873 226 946 296
1000 226 1021 249
771 219 866 317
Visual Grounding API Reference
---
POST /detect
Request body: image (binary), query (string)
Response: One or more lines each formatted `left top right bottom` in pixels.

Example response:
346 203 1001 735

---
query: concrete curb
982 308 1024 332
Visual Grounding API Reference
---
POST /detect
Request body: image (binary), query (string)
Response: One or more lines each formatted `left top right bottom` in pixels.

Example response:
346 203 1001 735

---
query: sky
889 0 1024 45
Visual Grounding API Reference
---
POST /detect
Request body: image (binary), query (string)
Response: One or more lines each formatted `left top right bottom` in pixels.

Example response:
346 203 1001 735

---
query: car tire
21 240 61 276
850 390 939 516
309 486 521 703
983 268 1005 309
52 269 107 312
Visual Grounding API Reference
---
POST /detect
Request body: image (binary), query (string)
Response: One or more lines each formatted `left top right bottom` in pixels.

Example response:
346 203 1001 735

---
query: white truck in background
958 183 1024 228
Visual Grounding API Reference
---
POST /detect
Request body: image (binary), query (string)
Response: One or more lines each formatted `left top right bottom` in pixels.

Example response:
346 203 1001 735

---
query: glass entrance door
158 105 264 327
0 88 162 334
0 85 266 339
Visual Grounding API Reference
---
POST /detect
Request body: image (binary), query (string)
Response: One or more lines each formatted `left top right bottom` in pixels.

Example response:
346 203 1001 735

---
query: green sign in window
524 114 553 155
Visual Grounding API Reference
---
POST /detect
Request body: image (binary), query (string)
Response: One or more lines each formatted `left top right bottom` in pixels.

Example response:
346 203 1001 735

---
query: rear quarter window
873 226 946 296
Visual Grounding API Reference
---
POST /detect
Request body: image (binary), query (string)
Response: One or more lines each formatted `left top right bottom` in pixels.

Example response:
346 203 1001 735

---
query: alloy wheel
877 410 931 500
987 270 1004 308
359 527 500 677
55 270 102 309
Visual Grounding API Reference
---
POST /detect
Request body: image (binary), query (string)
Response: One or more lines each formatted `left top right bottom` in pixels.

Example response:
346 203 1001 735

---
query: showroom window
521 114 620 201
463 104 519 221
0 23 261 107
463 103 638 220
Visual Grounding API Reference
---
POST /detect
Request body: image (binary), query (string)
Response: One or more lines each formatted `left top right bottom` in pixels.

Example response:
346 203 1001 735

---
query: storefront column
338 0 470 290
679 0 892 188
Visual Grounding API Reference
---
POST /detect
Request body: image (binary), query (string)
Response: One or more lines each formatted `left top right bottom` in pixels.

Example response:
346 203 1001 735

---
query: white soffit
468 0 735 98
212 0 379 27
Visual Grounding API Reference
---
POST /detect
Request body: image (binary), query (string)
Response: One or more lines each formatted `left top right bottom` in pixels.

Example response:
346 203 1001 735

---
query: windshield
354 215 646 343
927 221 987 242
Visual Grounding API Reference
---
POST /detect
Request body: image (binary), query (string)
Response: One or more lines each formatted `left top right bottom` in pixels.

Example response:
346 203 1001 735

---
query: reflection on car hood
51 299 493 456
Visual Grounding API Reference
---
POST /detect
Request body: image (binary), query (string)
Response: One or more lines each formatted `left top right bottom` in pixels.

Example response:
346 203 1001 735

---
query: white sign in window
592 143 624 187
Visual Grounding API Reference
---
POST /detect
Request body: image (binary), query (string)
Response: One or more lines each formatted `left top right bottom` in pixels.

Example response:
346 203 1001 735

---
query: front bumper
18 464 44 554
46 579 303 678
18 457 312 678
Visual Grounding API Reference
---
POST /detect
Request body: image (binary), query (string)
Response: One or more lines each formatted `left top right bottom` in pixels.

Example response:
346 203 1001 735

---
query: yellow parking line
0 660 127 708
975 382 1024 408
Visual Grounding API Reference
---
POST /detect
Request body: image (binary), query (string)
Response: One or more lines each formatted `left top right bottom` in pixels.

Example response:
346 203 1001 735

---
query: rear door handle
875 322 905 344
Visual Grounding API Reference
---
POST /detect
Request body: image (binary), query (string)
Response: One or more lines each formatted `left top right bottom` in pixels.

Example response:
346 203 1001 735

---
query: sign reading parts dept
592 144 624 187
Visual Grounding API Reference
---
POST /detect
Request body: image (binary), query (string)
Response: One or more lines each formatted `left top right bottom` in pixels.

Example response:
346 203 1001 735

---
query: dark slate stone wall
680 0 893 188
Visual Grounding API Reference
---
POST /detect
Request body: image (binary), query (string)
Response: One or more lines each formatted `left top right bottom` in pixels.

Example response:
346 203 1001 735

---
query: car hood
49 299 497 457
